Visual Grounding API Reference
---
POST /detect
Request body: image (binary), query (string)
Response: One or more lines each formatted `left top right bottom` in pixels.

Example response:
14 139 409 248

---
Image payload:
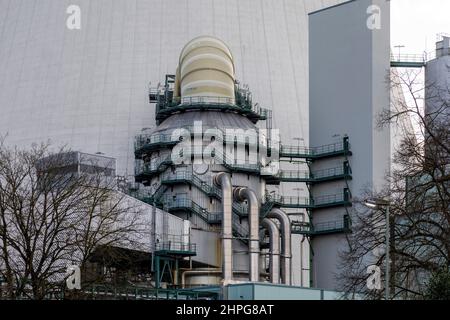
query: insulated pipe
268 208 292 285
213 173 233 282
233 187 260 282
261 218 280 284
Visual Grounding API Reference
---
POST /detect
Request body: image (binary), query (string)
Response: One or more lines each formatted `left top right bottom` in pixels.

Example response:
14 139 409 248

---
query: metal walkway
390 54 426 68
291 216 351 236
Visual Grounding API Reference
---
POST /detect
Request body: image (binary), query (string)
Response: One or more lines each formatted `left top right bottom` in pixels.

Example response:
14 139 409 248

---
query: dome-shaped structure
150 111 257 136
175 36 236 102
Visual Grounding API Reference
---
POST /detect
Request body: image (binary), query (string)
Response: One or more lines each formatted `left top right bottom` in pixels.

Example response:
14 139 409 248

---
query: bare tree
337 69 450 299
0 140 145 299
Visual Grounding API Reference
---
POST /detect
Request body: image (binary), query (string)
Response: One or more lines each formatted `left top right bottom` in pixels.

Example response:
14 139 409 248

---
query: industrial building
2 0 443 299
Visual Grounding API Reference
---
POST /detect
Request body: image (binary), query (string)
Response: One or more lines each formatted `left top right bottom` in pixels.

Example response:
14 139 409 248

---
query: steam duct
261 218 280 284
268 208 292 285
233 187 260 282
213 173 233 282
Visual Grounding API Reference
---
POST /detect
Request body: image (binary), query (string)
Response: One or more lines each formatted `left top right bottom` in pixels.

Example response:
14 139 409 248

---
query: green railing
191 149 261 174
135 133 177 155
155 241 197 254
86 284 217 300
390 53 426 68
153 93 269 123
313 216 351 235
291 221 311 234
264 190 351 211
279 137 351 159
291 217 351 235
162 198 213 223
161 171 246 216
129 184 167 206
135 156 172 177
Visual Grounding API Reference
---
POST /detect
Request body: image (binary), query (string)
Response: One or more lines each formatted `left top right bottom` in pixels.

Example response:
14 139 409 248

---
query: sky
390 0 450 136
391 0 450 56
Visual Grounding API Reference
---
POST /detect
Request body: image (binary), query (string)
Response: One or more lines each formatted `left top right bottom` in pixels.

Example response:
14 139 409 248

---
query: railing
313 141 346 155
312 166 345 179
155 241 196 253
135 133 176 151
86 284 217 300
177 96 236 106
390 53 427 68
279 145 313 156
291 221 311 234
265 191 350 208
265 194 311 207
192 149 261 173
233 220 249 239
278 170 310 180
313 216 351 234
163 198 211 222
314 193 346 206
151 89 270 123
161 171 246 216
390 53 426 63
279 139 350 158
314 220 345 233
135 156 172 176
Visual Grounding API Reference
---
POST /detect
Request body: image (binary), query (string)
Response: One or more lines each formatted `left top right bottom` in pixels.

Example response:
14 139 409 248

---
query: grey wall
0 0 345 179
309 0 390 289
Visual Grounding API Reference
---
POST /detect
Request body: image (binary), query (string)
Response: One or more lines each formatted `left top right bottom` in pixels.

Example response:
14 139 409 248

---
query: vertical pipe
268 208 292 285
213 172 233 282
261 218 280 284
234 187 260 282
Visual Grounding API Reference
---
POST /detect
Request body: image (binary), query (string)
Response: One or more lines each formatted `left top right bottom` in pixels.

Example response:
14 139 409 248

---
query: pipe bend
233 187 260 282
214 172 233 282
268 208 291 285
262 218 280 284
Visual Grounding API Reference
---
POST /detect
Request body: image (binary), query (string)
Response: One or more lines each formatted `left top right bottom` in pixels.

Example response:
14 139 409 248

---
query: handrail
161 171 247 216
280 140 350 158
135 156 172 176
155 241 196 253
390 53 426 63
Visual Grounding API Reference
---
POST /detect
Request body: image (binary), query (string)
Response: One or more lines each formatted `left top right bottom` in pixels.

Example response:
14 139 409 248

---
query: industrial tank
134 36 293 287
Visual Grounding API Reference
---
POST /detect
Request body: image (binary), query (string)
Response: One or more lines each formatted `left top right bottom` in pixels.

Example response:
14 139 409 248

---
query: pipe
261 218 280 284
233 187 260 282
268 208 292 285
181 269 265 288
213 173 233 282
181 269 221 289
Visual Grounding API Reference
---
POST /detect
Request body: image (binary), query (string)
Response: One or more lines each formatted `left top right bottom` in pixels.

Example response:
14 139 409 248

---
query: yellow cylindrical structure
176 36 235 103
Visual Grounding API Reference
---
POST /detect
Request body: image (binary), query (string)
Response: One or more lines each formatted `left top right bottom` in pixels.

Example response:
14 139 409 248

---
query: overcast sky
391 0 450 55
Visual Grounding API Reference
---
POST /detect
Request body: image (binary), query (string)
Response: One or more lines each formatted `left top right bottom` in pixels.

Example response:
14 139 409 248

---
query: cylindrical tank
176 36 236 103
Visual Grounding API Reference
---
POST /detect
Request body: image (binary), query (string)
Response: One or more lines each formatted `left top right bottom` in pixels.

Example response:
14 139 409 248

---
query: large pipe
233 187 260 282
268 208 292 285
213 172 233 282
261 218 280 284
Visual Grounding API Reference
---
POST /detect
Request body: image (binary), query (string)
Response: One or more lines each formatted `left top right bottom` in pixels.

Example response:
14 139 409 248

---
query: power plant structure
131 36 353 290
2 0 432 299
